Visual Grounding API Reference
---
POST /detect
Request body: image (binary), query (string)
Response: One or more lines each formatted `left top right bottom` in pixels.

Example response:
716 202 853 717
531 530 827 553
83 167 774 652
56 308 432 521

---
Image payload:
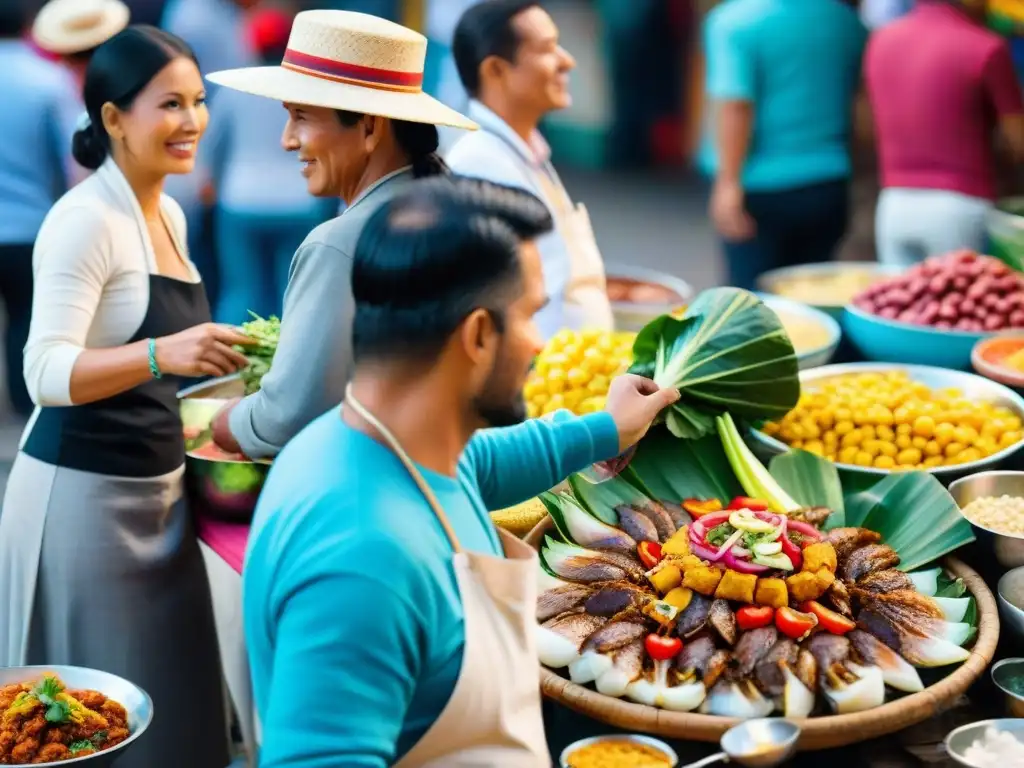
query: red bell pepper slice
775 606 819 641
801 601 855 635
779 534 803 571
645 633 683 662
637 541 663 570
736 605 775 631
683 498 723 518
727 496 769 511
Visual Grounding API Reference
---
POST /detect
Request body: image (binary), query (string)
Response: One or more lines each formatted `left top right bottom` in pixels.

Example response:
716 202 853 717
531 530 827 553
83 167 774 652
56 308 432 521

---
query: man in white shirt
446 0 613 340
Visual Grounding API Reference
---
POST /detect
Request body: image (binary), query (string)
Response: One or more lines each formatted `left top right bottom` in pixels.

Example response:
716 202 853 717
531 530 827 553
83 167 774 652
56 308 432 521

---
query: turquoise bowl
842 303 991 371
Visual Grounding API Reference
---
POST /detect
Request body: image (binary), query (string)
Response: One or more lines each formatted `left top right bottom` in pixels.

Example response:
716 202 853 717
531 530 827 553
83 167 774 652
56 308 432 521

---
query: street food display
532 287 989 735
536 419 978 719
525 330 637 417
0 674 130 763
762 370 1023 469
852 251 1024 332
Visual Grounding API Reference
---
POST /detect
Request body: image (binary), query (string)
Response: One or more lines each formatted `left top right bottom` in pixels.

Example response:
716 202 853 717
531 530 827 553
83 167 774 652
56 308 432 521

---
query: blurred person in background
203 6 335 324
698 0 866 290
161 0 258 311
447 0 613 340
206 11 476 460
866 0 1024 266
0 26 248 768
424 0 479 111
0 0 80 417
32 0 130 88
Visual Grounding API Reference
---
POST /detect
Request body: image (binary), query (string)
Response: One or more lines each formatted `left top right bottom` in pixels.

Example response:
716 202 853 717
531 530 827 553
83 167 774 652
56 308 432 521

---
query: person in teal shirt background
243 176 678 766
698 0 867 290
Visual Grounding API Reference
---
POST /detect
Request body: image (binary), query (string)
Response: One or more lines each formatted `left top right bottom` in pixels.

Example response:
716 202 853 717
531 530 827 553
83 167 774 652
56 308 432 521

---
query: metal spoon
680 719 801 768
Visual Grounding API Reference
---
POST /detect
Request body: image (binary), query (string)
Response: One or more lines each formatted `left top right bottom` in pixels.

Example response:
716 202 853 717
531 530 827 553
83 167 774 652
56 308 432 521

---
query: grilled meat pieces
840 543 900 583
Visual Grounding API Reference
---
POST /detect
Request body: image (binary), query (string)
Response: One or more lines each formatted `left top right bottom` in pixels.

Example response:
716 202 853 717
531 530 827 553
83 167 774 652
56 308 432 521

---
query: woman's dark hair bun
71 121 107 170
392 119 449 178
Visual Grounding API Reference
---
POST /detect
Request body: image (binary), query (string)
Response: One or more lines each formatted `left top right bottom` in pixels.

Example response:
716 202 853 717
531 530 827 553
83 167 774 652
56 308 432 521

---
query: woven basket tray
526 516 1000 751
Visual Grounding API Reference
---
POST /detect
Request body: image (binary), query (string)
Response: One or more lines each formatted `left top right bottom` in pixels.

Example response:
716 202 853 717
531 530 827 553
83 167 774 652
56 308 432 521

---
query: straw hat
32 0 130 56
207 10 477 131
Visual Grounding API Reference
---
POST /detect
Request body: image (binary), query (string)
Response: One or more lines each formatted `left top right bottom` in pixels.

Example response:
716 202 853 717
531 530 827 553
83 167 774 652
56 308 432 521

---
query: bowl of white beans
949 470 1024 569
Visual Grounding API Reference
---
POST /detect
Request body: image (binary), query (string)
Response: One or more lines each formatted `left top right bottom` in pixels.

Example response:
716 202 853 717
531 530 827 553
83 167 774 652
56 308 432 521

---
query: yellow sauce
566 740 673 768
773 309 832 353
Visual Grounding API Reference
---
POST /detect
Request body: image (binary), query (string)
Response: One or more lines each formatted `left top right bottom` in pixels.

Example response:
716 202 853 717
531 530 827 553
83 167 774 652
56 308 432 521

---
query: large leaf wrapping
768 450 846 529
628 288 800 439
627 429 743 504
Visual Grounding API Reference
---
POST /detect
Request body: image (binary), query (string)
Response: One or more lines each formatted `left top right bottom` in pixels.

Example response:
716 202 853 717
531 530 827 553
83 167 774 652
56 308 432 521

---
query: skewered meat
676 593 712 638
629 501 678 541
791 506 832 527
676 635 716 676
704 650 732 688
806 633 851 674
708 599 738 646
754 637 798 696
795 648 818 692
616 506 659 543
583 582 650 617
825 527 882 562
827 581 853 618
660 501 691 530
580 617 648 655
840 543 900 583
538 583 596 622
734 626 779 677
856 569 913 594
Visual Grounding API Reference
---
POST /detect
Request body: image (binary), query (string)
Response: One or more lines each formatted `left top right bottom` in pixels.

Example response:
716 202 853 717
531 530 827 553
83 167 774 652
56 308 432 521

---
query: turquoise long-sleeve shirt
243 407 621 767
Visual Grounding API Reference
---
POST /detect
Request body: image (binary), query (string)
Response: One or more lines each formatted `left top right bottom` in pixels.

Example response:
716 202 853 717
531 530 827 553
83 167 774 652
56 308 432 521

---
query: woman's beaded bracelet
148 338 162 379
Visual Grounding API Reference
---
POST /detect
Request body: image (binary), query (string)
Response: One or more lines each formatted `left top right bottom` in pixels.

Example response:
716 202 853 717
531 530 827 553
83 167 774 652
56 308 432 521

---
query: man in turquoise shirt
697 0 867 290
244 176 678 766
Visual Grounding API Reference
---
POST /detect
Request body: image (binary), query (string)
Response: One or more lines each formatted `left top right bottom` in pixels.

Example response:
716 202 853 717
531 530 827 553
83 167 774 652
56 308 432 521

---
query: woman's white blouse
24 159 199 408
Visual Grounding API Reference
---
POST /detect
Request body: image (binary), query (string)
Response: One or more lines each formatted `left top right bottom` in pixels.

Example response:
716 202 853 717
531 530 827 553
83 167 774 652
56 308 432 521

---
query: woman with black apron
0 27 251 768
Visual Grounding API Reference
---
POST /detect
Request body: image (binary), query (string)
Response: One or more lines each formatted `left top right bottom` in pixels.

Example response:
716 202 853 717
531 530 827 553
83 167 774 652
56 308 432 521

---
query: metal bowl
0 665 153 765
758 293 841 370
991 657 1024 718
748 362 1024 481
949 472 1024 569
560 734 678 768
178 375 270 524
604 263 693 333
756 261 902 321
945 718 1024 767
998 566 1024 640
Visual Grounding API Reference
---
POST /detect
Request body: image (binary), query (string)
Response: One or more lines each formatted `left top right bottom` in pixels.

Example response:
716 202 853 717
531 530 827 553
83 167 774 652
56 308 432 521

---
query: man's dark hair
452 0 538 97
352 176 553 363
0 0 31 39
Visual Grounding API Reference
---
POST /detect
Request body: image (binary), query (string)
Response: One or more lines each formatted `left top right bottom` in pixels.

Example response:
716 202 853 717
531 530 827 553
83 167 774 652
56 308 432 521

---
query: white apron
534 173 614 332
345 388 551 767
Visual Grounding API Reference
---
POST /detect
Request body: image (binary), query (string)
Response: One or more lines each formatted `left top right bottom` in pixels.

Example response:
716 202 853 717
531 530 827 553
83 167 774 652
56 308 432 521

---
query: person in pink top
865 0 1024 266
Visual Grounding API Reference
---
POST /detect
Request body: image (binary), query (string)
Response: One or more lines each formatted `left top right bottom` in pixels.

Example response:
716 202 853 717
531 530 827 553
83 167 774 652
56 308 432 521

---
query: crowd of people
0 0 1020 766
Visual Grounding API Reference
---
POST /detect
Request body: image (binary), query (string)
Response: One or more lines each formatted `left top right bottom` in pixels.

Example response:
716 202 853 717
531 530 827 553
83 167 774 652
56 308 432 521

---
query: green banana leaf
568 466 655 525
625 428 743 504
622 426 975 571
841 472 975 573
768 449 846 529
628 287 800 439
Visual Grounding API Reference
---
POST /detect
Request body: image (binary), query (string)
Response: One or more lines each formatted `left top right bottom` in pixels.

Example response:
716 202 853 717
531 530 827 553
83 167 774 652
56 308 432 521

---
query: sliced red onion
723 551 770 574
786 520 823 540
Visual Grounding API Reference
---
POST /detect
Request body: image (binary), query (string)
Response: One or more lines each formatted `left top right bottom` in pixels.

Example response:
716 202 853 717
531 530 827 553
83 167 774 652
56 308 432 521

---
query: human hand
155 323 253 379
211 397 243 454
710 180 756 241
603 374 681 453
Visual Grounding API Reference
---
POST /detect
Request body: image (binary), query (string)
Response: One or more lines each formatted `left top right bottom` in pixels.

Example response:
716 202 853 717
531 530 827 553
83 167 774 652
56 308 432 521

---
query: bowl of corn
749 362 1024 479
524 328 636 419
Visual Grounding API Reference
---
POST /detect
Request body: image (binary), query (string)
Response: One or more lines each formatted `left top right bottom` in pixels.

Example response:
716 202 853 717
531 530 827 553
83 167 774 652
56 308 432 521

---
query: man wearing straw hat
32 0 130 86
206 11 477 460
